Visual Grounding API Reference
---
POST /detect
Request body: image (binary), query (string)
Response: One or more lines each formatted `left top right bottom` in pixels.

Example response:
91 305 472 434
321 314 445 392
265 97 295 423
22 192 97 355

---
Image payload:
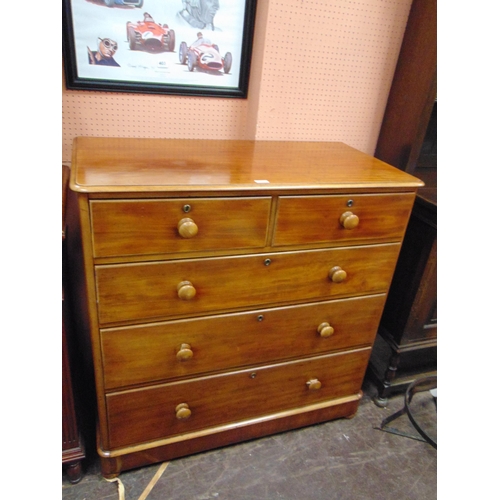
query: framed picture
62 0 258 98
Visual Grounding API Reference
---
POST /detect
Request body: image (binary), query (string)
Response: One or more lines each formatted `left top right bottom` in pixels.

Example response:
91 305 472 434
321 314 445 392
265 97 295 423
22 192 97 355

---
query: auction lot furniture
66 138 422 477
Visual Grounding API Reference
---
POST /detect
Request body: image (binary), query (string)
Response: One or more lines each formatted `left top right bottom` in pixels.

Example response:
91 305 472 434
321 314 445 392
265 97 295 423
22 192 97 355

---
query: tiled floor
62 379 437 500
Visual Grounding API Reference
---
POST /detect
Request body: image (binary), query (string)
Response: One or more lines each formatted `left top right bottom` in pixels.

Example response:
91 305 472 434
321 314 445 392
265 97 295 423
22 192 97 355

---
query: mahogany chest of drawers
66 138 422 477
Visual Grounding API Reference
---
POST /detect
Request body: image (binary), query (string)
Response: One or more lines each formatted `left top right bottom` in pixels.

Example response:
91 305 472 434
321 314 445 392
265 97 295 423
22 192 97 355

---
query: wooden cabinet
66 138 422 477
368 0 437 404
62 165 85 483
367 191 437 405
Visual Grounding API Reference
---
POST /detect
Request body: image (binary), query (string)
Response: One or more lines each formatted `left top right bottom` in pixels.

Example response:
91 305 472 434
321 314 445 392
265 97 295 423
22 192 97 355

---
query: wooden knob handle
307 379 322 391
340 211 359 229
317 322 334 338
175 403 192 420
177 281 196 300
176 343 193 361
178 218 198 238
329 266 347 283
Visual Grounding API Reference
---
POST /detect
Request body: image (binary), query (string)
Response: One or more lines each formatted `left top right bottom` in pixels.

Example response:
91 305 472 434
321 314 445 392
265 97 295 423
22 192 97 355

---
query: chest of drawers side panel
65 190 112 448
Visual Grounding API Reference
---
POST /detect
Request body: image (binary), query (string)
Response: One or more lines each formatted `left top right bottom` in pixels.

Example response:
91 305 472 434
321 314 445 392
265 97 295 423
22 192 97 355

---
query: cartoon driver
179 0 220 31
88 37 120 67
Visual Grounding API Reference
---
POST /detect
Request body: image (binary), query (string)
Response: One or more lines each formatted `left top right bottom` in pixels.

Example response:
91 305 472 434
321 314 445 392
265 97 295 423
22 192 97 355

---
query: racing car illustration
103 0 143 7
126 13 175 52
179 36 232 74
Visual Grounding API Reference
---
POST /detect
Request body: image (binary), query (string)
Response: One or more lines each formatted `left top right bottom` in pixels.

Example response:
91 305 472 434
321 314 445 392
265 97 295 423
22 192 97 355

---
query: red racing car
179 40 232 74
126 15 175 52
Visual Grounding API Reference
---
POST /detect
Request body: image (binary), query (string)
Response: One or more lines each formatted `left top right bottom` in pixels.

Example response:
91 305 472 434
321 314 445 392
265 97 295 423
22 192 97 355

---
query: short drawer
95 244 400 325
274 193 415 246
90 197 272 258
101 294 386 389
106 348 371 449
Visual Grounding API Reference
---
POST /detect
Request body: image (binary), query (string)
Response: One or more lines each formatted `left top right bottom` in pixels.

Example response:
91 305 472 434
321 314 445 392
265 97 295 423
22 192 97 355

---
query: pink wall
62 0 412 162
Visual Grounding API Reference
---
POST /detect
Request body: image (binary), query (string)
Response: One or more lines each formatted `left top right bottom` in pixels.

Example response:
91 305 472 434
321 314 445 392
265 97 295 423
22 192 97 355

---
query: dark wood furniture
66 137 422 477
374 0 437 176
62 165 85 483
368 188 436 405
367 0 437 405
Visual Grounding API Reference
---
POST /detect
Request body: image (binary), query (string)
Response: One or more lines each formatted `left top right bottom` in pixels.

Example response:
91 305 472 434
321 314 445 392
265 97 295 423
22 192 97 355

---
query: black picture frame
62 0 257 98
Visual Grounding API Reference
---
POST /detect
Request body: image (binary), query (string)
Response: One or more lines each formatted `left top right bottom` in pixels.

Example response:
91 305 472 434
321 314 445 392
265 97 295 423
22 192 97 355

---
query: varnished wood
177 218 198 239
339 211 359 230
105 348 370 449
95 244 401 326
317 322 335 338
90 197 272 258
369 0 437 402
101 295 386 390
306 379 322 391
175 403 192 420
329 266 347 283
176 344 194 361
273 193 415 246
66 138 421 476
374 0 437 173
62 165 85 483
176 281 197 301
98 395 361 478
70 138 422 193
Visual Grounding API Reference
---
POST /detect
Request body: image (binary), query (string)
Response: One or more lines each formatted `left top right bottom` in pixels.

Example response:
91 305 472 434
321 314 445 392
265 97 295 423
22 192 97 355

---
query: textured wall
62 0 412 162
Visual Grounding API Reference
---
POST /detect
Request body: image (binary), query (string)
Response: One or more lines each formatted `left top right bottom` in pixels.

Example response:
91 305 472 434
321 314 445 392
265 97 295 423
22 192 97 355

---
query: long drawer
101 294 386 389
274 193 415 246
90 197 272 258
95 244 400 325
106 348 371 449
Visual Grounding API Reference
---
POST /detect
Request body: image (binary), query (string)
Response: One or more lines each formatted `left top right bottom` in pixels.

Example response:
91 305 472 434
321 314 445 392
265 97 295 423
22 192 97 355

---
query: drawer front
106 348 371 448
274 193 415 246
102 294 386 389
95 244 400 325
90 197 272 258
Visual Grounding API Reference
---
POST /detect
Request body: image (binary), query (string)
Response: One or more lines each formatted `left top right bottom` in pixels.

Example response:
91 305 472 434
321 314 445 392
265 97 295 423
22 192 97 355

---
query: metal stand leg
374 376 437 449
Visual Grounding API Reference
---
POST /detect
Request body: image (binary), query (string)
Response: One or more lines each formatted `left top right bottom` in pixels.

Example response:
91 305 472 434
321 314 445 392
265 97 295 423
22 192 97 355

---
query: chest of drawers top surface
70 137 423 193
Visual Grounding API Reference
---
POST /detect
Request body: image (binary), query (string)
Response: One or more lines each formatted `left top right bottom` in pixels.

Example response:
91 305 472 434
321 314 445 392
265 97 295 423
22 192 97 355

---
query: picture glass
64 0 255 97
